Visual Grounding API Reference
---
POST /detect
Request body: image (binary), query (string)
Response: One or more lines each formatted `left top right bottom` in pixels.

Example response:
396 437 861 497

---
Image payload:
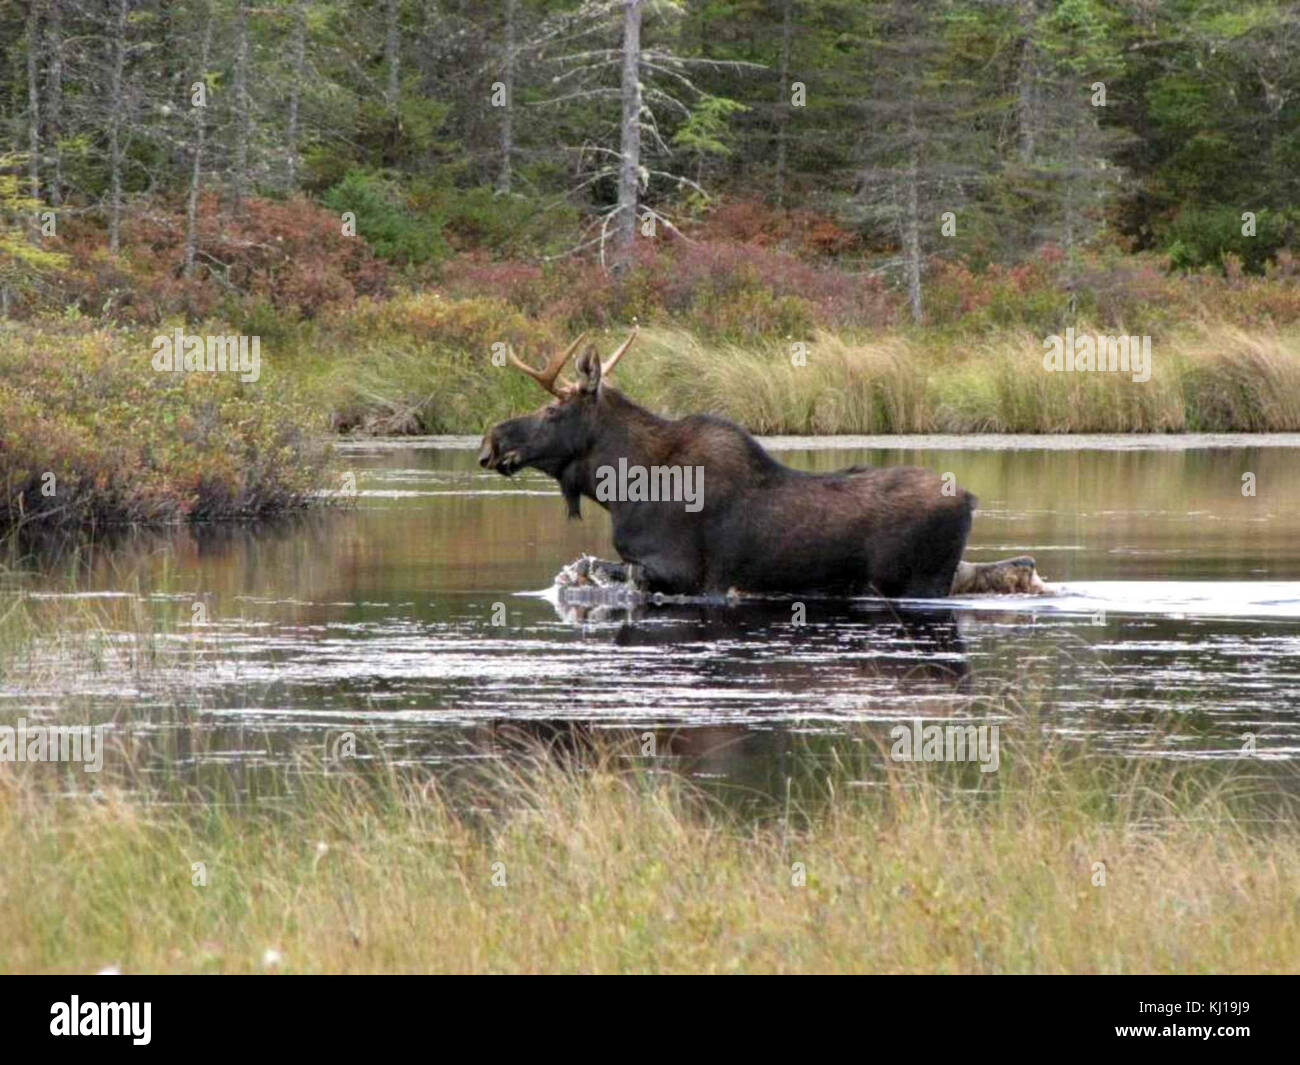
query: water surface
5 434 1299 797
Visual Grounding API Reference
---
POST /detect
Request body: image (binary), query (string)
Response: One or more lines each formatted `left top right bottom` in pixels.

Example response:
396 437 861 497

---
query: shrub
1165 205 1298 275
50 194 388 325
322 170 448 265
0 321 332 533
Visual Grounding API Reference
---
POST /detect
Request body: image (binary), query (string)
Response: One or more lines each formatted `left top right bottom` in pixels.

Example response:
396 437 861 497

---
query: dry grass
6 304 1300 450
2 732 1297 974
615 322 1300 434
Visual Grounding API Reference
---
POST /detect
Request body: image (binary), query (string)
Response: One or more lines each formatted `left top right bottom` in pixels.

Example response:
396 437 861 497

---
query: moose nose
477 438 495 469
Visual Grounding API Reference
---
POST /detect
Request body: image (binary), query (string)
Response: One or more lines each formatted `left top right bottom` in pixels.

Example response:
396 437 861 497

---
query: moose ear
575 344 602 393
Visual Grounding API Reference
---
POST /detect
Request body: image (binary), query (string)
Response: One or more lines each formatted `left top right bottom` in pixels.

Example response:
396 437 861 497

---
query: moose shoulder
478 330 1043 598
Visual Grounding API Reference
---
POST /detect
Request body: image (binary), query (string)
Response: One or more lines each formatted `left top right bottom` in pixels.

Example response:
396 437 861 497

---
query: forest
1 0 1296 300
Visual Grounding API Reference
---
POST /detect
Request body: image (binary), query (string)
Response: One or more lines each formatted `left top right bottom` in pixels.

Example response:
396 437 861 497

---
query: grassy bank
4 304 1298 544
8 307 1300 470
2 730 1297 974
0 320 333 537
291 296 1300 435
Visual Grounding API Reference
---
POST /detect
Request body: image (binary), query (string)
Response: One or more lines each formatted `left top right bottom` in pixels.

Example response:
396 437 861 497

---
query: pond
5 434 1300 803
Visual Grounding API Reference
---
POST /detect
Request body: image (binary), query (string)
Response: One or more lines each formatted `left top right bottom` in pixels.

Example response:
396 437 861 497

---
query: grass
286 301 1300 435
215 287 1300 436
597 322 1300 435
2 722 1298 974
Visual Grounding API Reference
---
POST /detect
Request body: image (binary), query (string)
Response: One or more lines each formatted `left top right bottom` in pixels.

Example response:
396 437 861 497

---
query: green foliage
672 94 749 157
1165 206 1298 275
1037 0 1126 76
409 182 577 259
0 164 70 297
322 170 449 265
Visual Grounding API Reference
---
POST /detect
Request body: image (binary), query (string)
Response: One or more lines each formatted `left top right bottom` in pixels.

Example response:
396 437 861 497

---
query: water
4 434 1300 796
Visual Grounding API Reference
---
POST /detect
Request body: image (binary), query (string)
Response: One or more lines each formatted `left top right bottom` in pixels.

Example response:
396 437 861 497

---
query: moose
478 330 1045 599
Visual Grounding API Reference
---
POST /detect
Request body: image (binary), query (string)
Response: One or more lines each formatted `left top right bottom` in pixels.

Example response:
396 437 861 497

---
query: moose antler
599 325 638 377
509 327 640 395
507 333 588 396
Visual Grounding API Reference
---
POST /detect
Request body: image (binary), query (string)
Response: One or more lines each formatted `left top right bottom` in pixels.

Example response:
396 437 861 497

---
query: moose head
477 329 639 511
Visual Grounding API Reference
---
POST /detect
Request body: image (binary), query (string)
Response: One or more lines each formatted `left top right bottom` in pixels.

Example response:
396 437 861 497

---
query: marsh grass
282 304 1300 435
624 322 1300 435
2 700 1298 973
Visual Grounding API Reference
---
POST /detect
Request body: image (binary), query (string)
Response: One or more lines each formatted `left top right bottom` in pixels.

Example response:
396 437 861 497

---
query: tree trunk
498 0 516 193
184 12 214 280
614 0 643 270
46 0 63 207
232 0 249 208
1063 117 1079 316
1014 0 1037 164
26 2 41 232
108 0 128 254
904 102 922 324
286 0 306 189
774 0 793 205
384 0 400 109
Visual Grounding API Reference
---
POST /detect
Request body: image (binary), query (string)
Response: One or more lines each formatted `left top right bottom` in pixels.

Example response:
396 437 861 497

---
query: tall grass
281 303 1300 436
523 321 1300 435
2 725 1297 974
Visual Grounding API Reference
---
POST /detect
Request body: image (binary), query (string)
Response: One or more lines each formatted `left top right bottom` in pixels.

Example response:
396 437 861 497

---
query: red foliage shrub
37 192 1293 342
441 236 898 340
53 195 389 324
693 199 861 257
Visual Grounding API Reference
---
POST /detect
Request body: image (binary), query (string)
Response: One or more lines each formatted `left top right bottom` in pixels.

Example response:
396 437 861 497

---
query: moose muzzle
477 432 523 475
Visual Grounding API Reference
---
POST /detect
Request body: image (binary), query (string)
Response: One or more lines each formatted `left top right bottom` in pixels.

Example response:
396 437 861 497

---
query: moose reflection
551 596 972 688
477 601 975 796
